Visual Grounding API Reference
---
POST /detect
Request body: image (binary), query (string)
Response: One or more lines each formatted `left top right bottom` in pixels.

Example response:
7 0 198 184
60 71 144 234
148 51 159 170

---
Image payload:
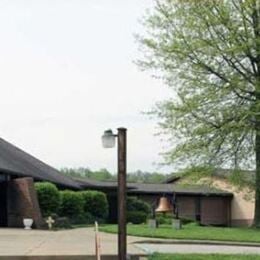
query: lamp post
102 128 127 260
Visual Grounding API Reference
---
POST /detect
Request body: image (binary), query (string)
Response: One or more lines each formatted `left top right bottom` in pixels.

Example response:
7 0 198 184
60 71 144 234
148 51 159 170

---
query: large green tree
138 0 260 226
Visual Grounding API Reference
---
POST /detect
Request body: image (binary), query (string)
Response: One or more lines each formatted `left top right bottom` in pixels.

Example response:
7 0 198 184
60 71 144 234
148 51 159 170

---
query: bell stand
150 192 179 220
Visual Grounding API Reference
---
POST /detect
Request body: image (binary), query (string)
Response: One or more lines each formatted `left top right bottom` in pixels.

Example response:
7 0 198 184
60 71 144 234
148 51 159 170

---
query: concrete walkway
2 227 260 258
0 227 146 257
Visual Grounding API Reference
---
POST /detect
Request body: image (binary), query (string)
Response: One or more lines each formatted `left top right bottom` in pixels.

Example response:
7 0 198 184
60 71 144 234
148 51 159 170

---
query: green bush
59 190 84 219
68 212 96 225
126 197 151 224
35 182 61 217
69 213 87 225
181 218 197 225
54 217 71 229
156 213 173 225
83 212 95 224
127 197 151 214
80 190 109 220
127 211 147 224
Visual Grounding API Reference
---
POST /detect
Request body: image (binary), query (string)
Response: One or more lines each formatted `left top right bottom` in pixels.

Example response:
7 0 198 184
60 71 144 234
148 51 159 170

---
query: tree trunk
254 131 260 227
253 0 260 227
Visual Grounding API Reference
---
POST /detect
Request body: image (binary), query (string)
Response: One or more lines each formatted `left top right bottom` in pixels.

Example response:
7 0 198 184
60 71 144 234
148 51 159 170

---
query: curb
134 239 260 248
0 255 148 260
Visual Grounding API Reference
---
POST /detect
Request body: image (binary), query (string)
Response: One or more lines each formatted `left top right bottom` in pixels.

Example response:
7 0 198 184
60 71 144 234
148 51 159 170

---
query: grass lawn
148 254 260 260
99 223 260 243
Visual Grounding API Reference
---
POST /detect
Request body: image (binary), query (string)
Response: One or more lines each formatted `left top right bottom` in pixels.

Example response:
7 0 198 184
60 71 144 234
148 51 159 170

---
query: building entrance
0 181 7 226
0 174 9 227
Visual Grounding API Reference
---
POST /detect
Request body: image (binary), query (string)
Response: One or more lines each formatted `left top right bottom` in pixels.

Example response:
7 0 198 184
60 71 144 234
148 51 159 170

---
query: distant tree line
60 167 171 184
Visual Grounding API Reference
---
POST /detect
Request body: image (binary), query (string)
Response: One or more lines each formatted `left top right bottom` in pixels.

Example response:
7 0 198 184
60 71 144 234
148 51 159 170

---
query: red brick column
7 177 44 228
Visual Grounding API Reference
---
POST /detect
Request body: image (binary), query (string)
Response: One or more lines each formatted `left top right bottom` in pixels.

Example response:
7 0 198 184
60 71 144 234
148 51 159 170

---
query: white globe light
102 130 116 148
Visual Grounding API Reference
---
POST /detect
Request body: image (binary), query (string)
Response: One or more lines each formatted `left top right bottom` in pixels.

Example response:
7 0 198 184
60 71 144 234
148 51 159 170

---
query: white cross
46 216 55 229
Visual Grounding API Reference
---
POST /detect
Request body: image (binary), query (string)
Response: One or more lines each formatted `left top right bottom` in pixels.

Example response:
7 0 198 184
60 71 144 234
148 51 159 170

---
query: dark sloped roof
75 178 119 189
75 178 136 190
75 178 233 197
0 137 80 189
129 183 232 197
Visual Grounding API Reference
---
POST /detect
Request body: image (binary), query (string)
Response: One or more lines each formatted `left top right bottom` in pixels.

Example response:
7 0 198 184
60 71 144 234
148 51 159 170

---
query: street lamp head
102 129 116 148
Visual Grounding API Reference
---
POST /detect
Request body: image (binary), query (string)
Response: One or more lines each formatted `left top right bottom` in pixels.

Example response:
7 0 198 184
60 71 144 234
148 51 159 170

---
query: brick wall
7 177 43 228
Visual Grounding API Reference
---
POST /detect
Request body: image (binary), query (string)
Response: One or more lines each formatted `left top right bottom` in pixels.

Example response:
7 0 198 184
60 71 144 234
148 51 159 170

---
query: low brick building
0 136 234 228
164 168 255 227
76 179 233 226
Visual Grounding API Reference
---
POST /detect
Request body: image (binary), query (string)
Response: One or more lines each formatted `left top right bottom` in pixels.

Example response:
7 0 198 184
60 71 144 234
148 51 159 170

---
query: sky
0 0 173 174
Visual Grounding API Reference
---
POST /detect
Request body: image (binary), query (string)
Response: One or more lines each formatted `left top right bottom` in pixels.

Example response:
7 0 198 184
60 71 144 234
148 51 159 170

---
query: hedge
127 197 151 214
127 197 151 224
35 182 109 225
80 190 109 220
59 190 85 220
35 182 61 217
127 211 147 224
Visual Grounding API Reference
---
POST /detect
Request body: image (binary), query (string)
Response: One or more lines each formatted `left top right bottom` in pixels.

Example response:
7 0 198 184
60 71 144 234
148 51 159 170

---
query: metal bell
155 197 173 213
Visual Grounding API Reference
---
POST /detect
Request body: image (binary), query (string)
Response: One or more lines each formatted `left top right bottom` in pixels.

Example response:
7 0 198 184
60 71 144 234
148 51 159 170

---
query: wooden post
95 221 101 260
117 128 127 260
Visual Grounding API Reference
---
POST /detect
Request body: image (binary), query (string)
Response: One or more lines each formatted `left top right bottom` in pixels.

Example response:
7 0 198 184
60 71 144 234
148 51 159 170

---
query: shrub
54 217 71 229
80 191 109 220
156 213 173 225
181 218 199 225
68 212 96 225
59 190 84 219
127 197 151 214
126 197 151 224
35 182 61 217
83 212 95 224
127 211 147 224
69 213 87 225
